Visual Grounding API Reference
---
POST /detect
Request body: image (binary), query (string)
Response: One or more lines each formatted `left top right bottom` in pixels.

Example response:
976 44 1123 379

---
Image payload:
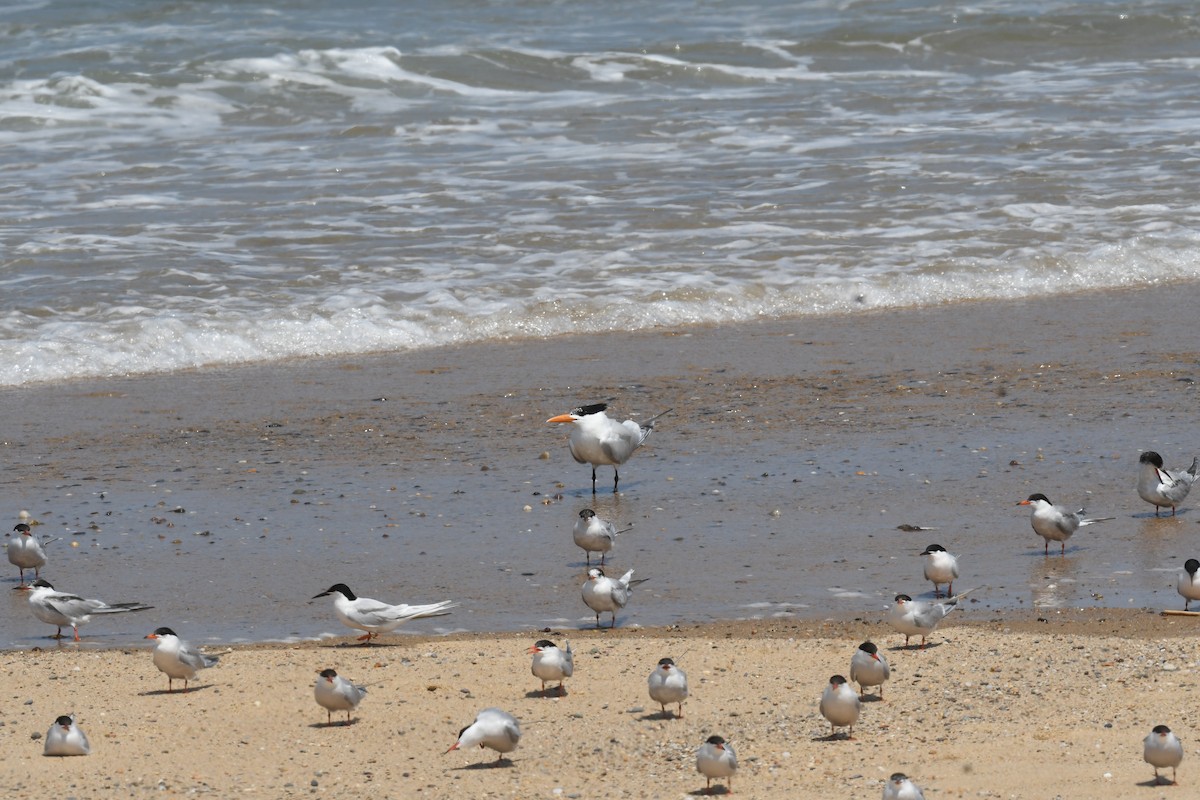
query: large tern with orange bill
546 403 671 493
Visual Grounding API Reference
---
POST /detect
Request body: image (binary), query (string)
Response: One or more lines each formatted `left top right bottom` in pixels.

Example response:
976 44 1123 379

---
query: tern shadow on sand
692 784 733 795
887 641 944 652
814 731 856 742
310 718 362 729
638 710 682 722
140 684 217 697
450 757 517 771
525 688 568 699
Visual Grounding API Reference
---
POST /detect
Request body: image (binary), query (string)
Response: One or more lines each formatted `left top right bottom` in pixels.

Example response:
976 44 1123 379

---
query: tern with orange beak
314 668 367 725
528 639 573 695
146 626 218 692
546 403 670 493
1018 493 1113 555
446 708 521 763
696 735 737 793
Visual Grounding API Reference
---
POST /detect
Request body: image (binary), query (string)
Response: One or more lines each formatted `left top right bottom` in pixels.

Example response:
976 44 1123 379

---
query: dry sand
2 611 1197 799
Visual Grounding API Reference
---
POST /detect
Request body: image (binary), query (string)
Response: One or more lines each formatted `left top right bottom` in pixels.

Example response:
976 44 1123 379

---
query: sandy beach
3 282 1200 796
2 612 1197 798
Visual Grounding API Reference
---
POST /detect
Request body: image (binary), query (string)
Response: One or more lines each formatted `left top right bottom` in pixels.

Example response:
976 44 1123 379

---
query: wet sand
1 282 1198 647
2 613 1197 798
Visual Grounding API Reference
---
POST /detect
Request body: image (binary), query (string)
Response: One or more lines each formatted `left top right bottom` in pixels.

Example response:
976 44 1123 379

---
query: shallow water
4 0 1200 382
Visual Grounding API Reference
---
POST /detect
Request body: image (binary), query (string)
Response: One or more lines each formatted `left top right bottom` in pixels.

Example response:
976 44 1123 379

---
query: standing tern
572 509 631 566
849 641 889 700
819 674 861 738
529 639 573 696
1018 493 1113 555
647 656 689 718
882 772 926 800
888 589 974 649
582 567 644 629
920 543 959 598
145 627 218 692
43 714 90 756
27 579 152 641
1138 451 1200 517
446 708 521 763
1179 559 1200 611
695 735 737 794
547 403 671 493
314 668 367 726
311 583 456 644
1144 724 1183 785
8 523 47 588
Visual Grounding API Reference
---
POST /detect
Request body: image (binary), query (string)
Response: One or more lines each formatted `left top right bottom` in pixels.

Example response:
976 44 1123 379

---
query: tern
1018 493 1113 555
145 627 218 692
547 403 671 493
529 639 573 695
819 674 861 738
314 668 367 726
695 735 737 794
446 708 521 763
1138 451 1200 517
1179 559 1200 611
1144 724 1183 785
311 583 456 644
572 509 631 566
647 657 689 718
28 579 152 641
920 543 959 597
882 772 926 800
43 714 90 757
8 523 47 588
888 589 974 649
849 641 889 700
582 567 644 629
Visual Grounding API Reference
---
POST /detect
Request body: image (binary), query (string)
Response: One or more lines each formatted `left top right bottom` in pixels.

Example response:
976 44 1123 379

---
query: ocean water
3 0 1200 385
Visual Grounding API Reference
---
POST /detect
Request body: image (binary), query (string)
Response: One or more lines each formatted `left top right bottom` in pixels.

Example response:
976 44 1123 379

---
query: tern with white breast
28 579 152 641
1138 451 1199 517
547 403 670 493
311 583 456 644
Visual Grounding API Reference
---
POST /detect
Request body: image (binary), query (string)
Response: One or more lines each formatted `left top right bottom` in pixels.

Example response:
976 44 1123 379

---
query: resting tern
43 714 90 757
882 772 926 800
311 583 456 644
8 523 47 588
314 668 367 725
1138 451 1200 517
849 641 889 700
547 403 671 493
572 509 631 566
582 567 643 629
27 579 152 641
920 543 958 598
145 627 218 692
1018 493 1113 555
1179 559 1200 611
529 639 573 695
695 735 737 794
1144 724 1183 785
888 589 973 648
647 657 689 718
446 708 521 763
819 674 861 738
